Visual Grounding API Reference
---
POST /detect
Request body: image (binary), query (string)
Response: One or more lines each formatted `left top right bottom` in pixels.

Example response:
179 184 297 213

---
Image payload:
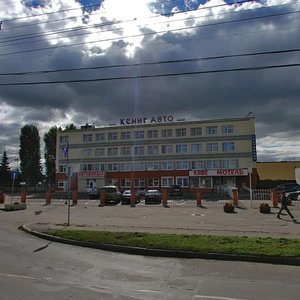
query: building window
80 164 93 171
161 177 174 187
134 130 144 139
120 178 131 188
161 145 172 154
190 127 202 136
59 136 69 144
221 125 234 134
147 130 158 138
206 126 218 135
161 129 172 138
82 149 93 157
176 161 189 170
95 148 105 157
107 163 118 171
175 128 187 137
133 162 145 171
176 177 189 187
120 163 132 171
134 146 144 156
161 161 174 170
191 160 205 170
147 162 160 170
95 133 105 141
94 163 105 171
59 165 66 172
108 132 118 140
83 134 93 142
222 160 238 169
148 178 159 187
207 143 218 152
176 144 188 153
108 147 118 156
206 160 220 169
134 178 145 188
148 145 159 155
191 143 202 153
121 131 131 140
121 146 131 156
222 142 235 152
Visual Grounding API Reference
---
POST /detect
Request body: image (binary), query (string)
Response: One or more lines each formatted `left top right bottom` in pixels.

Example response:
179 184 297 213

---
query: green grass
46 230 300 258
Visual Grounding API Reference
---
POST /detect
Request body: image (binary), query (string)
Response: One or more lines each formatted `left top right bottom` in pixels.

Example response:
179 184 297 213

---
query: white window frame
206 126 218 135
222 142 235 152
147 130 158 138
190 127 202 136
207 143 218 152
176 144 188 153
176 177 189 187
148 178 159 187
161 144 172 154
83 134 93 142
175 128 187 137
161 177 174 187
95 133 105 141
161 129 172 138
221 125 234 134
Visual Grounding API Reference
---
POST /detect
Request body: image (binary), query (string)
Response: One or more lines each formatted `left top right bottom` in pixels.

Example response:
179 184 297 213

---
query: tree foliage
19 125 42 185
44 126 57 186
0 151 11 186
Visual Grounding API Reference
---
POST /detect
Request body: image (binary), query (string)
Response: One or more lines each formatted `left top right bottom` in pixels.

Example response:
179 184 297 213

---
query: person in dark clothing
277 192 296 222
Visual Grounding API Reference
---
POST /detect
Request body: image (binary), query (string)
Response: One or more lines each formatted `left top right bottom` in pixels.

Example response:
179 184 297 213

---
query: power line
0 0 294 47
1 47 299 76
0 62 299 86
0 8 299 58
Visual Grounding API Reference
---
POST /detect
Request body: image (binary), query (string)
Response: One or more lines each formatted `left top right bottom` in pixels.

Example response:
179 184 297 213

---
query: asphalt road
0 199 300 299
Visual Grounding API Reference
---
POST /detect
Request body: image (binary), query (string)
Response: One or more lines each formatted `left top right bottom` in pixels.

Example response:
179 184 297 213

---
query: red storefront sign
189 169 248 177
78 171 105 177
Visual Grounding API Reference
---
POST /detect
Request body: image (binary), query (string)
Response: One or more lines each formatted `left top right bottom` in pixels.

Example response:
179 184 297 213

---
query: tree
44 126 57 186
19 125 42 185
65 123 76 130
0 151 11 187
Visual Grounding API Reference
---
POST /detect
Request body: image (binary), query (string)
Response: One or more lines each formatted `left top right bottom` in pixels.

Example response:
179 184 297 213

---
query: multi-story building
55 115 257 193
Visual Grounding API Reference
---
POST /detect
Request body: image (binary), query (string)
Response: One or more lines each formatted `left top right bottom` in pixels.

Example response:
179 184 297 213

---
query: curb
20 224 300 266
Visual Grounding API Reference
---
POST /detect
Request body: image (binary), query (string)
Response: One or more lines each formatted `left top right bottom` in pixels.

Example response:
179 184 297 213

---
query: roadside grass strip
46 230 300 258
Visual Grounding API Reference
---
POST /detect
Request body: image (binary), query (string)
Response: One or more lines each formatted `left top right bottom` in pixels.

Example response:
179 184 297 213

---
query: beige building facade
55 115 257 193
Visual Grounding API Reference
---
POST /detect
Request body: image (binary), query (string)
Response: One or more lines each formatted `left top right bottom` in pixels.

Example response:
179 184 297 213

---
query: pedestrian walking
277 192 296 222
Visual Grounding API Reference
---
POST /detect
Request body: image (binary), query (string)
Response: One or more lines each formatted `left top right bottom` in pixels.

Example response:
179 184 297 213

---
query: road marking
194 295 248 300
0 272 52 281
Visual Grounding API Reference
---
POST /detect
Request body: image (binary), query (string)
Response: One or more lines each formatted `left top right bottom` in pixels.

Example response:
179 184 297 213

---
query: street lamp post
248 163 253 208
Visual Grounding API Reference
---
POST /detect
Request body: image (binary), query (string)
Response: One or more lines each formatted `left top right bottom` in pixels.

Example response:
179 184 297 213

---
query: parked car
88 187 100 199
144 189 162 204
136 189 146 201
121 190 131 205
286 189 300 201
169 185 183 197
276 183 300 193
100 186 121 205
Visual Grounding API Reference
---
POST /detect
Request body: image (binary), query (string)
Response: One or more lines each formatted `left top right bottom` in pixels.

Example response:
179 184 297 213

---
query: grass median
46 230 300 257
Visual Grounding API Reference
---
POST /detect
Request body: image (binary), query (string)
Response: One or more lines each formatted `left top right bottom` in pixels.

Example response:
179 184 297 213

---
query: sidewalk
4 198 299 239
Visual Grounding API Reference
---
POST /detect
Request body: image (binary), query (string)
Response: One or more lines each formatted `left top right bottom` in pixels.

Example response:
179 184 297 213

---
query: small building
256 161 300 181
55 115 257 193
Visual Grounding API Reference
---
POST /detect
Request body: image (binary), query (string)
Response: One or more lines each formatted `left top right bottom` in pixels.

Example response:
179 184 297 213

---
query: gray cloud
0 0 300 162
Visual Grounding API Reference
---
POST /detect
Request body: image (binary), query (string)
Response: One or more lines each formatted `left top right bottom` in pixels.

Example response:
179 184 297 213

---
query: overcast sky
0 0 300 167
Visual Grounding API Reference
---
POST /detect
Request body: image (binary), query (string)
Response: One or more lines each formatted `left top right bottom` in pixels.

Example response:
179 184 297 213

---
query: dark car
169 185 183 198
88 187 100 199
276 183 300 193
286 189 300 200
145 189 162 204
